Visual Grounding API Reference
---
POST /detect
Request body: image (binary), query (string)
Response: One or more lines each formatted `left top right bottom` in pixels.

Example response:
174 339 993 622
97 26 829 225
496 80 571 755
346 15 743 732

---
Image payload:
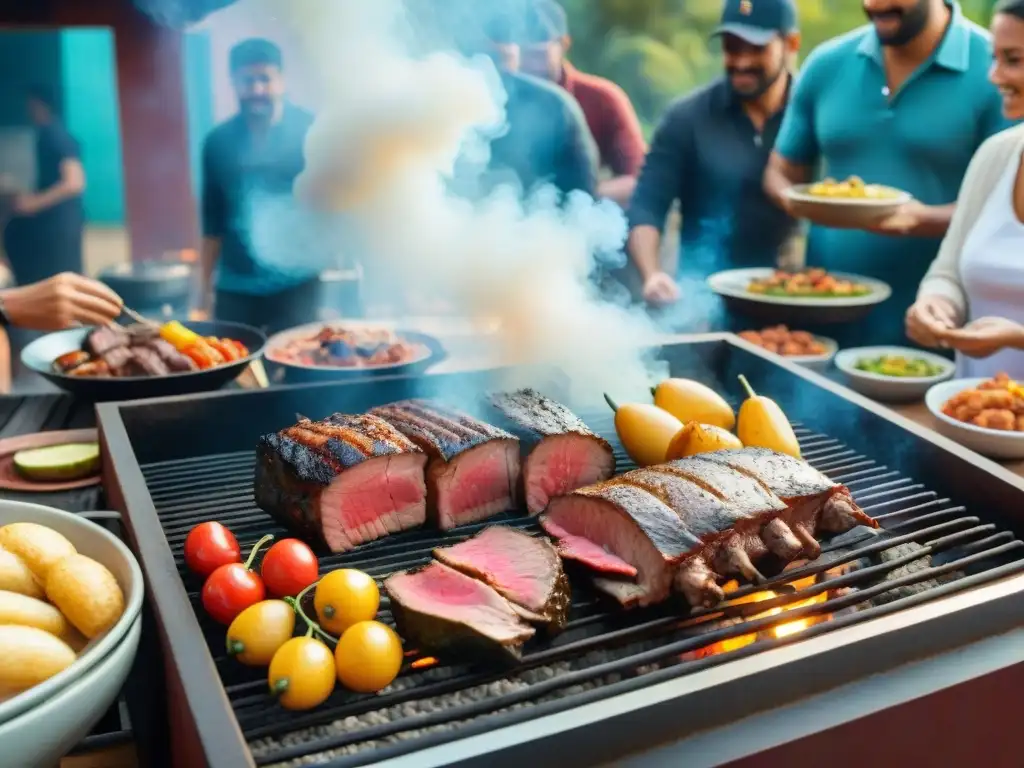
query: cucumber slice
12 443 101 482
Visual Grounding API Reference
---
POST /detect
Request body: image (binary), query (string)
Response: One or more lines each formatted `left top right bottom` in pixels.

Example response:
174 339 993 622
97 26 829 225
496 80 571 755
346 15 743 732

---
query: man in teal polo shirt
764 0 1010 346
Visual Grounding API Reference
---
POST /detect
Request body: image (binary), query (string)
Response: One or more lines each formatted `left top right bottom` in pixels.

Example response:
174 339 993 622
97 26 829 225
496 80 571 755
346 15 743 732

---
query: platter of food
926 373 1024 459
0 429 101 492
834 346 954 403
21 320 266 401
785 175 911 228
708 267 891 324
263 322 445 384
737 325 837 372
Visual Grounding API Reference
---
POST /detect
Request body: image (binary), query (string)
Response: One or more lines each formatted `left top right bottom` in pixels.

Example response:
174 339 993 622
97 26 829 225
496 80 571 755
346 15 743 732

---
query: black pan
20 320 267 401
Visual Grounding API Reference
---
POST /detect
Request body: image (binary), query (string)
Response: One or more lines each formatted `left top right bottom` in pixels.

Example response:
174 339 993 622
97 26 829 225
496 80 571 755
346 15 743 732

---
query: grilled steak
254 413 428 552
145 338 197 372
433 526 571 631
385 561 536 663
490 389 615 515
372 400 520 530
100 345 135 376
541 483 696 608
125 346 171 377
86 325 129 356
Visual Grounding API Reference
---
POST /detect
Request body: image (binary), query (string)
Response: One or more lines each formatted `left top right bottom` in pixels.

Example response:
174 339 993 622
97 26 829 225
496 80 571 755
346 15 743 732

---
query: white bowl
0 503 144 725
0 616 141 768
925 378 1024 460
835 346 955 403
781 336 838 373
784 183 912 229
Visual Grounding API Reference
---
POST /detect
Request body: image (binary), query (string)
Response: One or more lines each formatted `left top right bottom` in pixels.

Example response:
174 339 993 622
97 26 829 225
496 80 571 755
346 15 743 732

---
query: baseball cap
523 0 569 44
710 0 798 46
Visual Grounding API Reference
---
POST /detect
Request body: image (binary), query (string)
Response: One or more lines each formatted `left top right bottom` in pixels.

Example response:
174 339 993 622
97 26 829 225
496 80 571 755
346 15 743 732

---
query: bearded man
627 0 802 330
764 0 1009 346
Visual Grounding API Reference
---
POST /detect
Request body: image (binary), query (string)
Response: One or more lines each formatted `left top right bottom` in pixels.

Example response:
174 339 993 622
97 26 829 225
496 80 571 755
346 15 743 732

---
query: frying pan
20 320 267 401
263 322 447 385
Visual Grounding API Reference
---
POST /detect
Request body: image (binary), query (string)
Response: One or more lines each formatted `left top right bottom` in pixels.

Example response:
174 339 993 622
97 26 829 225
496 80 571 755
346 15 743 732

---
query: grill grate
140 412 1024 767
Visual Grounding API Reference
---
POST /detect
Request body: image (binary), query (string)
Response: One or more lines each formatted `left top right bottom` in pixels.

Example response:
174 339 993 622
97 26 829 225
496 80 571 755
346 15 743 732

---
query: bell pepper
160 321 200 351
736 375 801 458
182 340 223 370
206 337 241 363
666 422 743 460
652 378 736 431
604 394 683 467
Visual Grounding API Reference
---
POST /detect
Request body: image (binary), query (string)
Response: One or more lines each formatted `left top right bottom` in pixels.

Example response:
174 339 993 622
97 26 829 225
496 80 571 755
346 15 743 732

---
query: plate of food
21 320 267 401
737 325 837 372
0 430 101 492
708 267 892 324
925 373 1024 459
785 176 912 229
264 322 446 384
835 346 954 403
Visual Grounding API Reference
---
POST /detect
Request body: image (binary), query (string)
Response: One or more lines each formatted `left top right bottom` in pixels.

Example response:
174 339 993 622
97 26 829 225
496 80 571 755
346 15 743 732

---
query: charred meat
254 413 428 552
85 325 130 356
146 338 197 373
385 561 536 663
490 389 615 515
53 350 91 374
433 526 571 631
372 400 520 530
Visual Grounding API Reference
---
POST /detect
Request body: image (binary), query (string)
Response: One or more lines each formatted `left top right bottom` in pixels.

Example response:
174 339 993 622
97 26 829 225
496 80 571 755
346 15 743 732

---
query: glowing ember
411 656 439 670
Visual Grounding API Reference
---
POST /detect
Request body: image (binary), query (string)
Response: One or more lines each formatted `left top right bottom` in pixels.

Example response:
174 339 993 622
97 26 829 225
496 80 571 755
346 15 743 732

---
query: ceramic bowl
835 346 954 403
925 378 1024 460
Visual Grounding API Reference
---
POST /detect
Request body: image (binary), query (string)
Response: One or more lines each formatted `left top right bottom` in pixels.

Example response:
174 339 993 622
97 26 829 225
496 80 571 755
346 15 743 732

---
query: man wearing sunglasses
627 0 801 328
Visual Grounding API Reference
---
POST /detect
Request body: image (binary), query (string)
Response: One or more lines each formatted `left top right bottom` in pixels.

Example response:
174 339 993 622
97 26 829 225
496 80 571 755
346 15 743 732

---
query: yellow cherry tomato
666 422 743 460
334 620 404 693
314 569 380 635
226 600 296 667
268 636 336 710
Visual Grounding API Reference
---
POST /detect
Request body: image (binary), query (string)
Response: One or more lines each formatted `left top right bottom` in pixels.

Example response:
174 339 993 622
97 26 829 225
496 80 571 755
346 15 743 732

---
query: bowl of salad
834 346 954 402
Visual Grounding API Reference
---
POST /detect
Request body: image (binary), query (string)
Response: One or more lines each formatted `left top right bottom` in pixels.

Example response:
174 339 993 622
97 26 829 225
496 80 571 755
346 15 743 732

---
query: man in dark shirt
4 85 86 287
519 0 646 207
627 0 801 329
201 39 319 334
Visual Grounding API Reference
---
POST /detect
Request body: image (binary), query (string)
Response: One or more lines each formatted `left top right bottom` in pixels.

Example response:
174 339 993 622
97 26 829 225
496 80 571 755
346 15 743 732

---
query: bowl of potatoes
0 501 143 733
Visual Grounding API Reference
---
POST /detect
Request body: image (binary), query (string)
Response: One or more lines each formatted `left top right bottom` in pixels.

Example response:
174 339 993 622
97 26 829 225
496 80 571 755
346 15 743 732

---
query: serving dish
784 182 911 229
925 378 1024 460
708 268 891 325
835 346 954 403
21 320 266 401
0 503 144 725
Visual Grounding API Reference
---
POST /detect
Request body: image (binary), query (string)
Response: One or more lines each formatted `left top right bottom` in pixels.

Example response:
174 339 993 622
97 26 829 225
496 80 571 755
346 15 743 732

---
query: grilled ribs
490 389 615 515
254 413 428 552
371 400 520 530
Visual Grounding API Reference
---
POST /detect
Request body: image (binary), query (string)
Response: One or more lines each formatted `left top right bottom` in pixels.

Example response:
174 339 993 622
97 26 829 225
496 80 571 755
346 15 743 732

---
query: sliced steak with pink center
433 526 571 631
541 483 696 608
372 400 520 530
254 413 427 552
490 389 615 515
384 561 536 663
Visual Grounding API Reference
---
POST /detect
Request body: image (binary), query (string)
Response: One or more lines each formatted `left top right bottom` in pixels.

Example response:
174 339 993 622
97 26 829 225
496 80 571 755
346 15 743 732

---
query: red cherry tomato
202 562 266 625
184 522 240 578
261 539 319 598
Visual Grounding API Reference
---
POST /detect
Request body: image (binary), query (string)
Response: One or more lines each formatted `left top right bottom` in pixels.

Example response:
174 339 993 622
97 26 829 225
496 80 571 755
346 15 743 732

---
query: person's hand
2 272 123 331
641 271 681 306
867 200 930 236
12 193 44 217
906 295 959 347
936 317 1024 359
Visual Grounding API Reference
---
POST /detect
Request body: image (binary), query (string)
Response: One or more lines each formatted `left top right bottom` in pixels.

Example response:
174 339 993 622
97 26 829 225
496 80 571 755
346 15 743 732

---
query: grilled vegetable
314 569 380 635
268 636 336 710
13 442 100 482
226 599 296 666
736 375 801 458
206 337 242 363
261 539 319 598
652 379 736 431
184 522 241 578
666 422 743 460
201 536 272 626
0 625 77 696
0 523 76 581
604 394 683 467
45 554 125 639
0 546 45 599
159 321 200 351
0 590 69 637
334 620 403 693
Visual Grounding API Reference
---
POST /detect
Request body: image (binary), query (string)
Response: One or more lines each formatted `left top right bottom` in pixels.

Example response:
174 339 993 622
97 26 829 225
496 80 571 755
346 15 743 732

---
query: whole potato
45 554 124 640
0 546 44 599
0 523 76 581
0 590 69 638
0 625 77 696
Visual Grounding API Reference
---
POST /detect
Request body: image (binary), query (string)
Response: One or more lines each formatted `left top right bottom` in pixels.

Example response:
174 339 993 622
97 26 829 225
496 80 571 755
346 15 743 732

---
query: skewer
120 305 158 327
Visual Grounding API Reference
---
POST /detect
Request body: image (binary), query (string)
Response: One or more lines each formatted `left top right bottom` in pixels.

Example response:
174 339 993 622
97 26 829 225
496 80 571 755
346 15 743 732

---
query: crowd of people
1 0 1024 382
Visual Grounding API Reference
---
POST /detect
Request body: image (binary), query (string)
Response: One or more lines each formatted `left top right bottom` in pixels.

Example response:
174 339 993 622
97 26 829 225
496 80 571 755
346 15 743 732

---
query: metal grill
140 413 1024 768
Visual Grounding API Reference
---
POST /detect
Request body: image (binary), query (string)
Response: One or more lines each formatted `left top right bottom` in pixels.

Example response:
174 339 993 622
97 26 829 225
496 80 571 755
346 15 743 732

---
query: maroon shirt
560 61 646 177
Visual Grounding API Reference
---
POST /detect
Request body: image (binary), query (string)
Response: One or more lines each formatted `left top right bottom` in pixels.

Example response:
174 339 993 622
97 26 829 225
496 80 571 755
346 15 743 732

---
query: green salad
854 355 946 378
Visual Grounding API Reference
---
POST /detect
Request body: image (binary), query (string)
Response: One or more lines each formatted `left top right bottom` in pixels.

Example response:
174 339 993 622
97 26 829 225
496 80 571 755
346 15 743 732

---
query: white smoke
242 0 662 404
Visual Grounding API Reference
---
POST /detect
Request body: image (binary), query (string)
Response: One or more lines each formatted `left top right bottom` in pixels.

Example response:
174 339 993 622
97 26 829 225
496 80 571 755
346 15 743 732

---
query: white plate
925 378 1024 460
707 268 892 308
835 346 955 403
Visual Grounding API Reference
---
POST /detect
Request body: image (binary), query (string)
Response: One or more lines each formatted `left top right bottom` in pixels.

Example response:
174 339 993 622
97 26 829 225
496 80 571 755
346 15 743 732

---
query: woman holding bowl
906 0 1024 376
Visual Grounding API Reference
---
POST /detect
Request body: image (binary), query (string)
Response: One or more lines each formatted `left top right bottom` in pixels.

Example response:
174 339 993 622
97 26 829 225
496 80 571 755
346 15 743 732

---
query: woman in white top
906 0 1024 376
